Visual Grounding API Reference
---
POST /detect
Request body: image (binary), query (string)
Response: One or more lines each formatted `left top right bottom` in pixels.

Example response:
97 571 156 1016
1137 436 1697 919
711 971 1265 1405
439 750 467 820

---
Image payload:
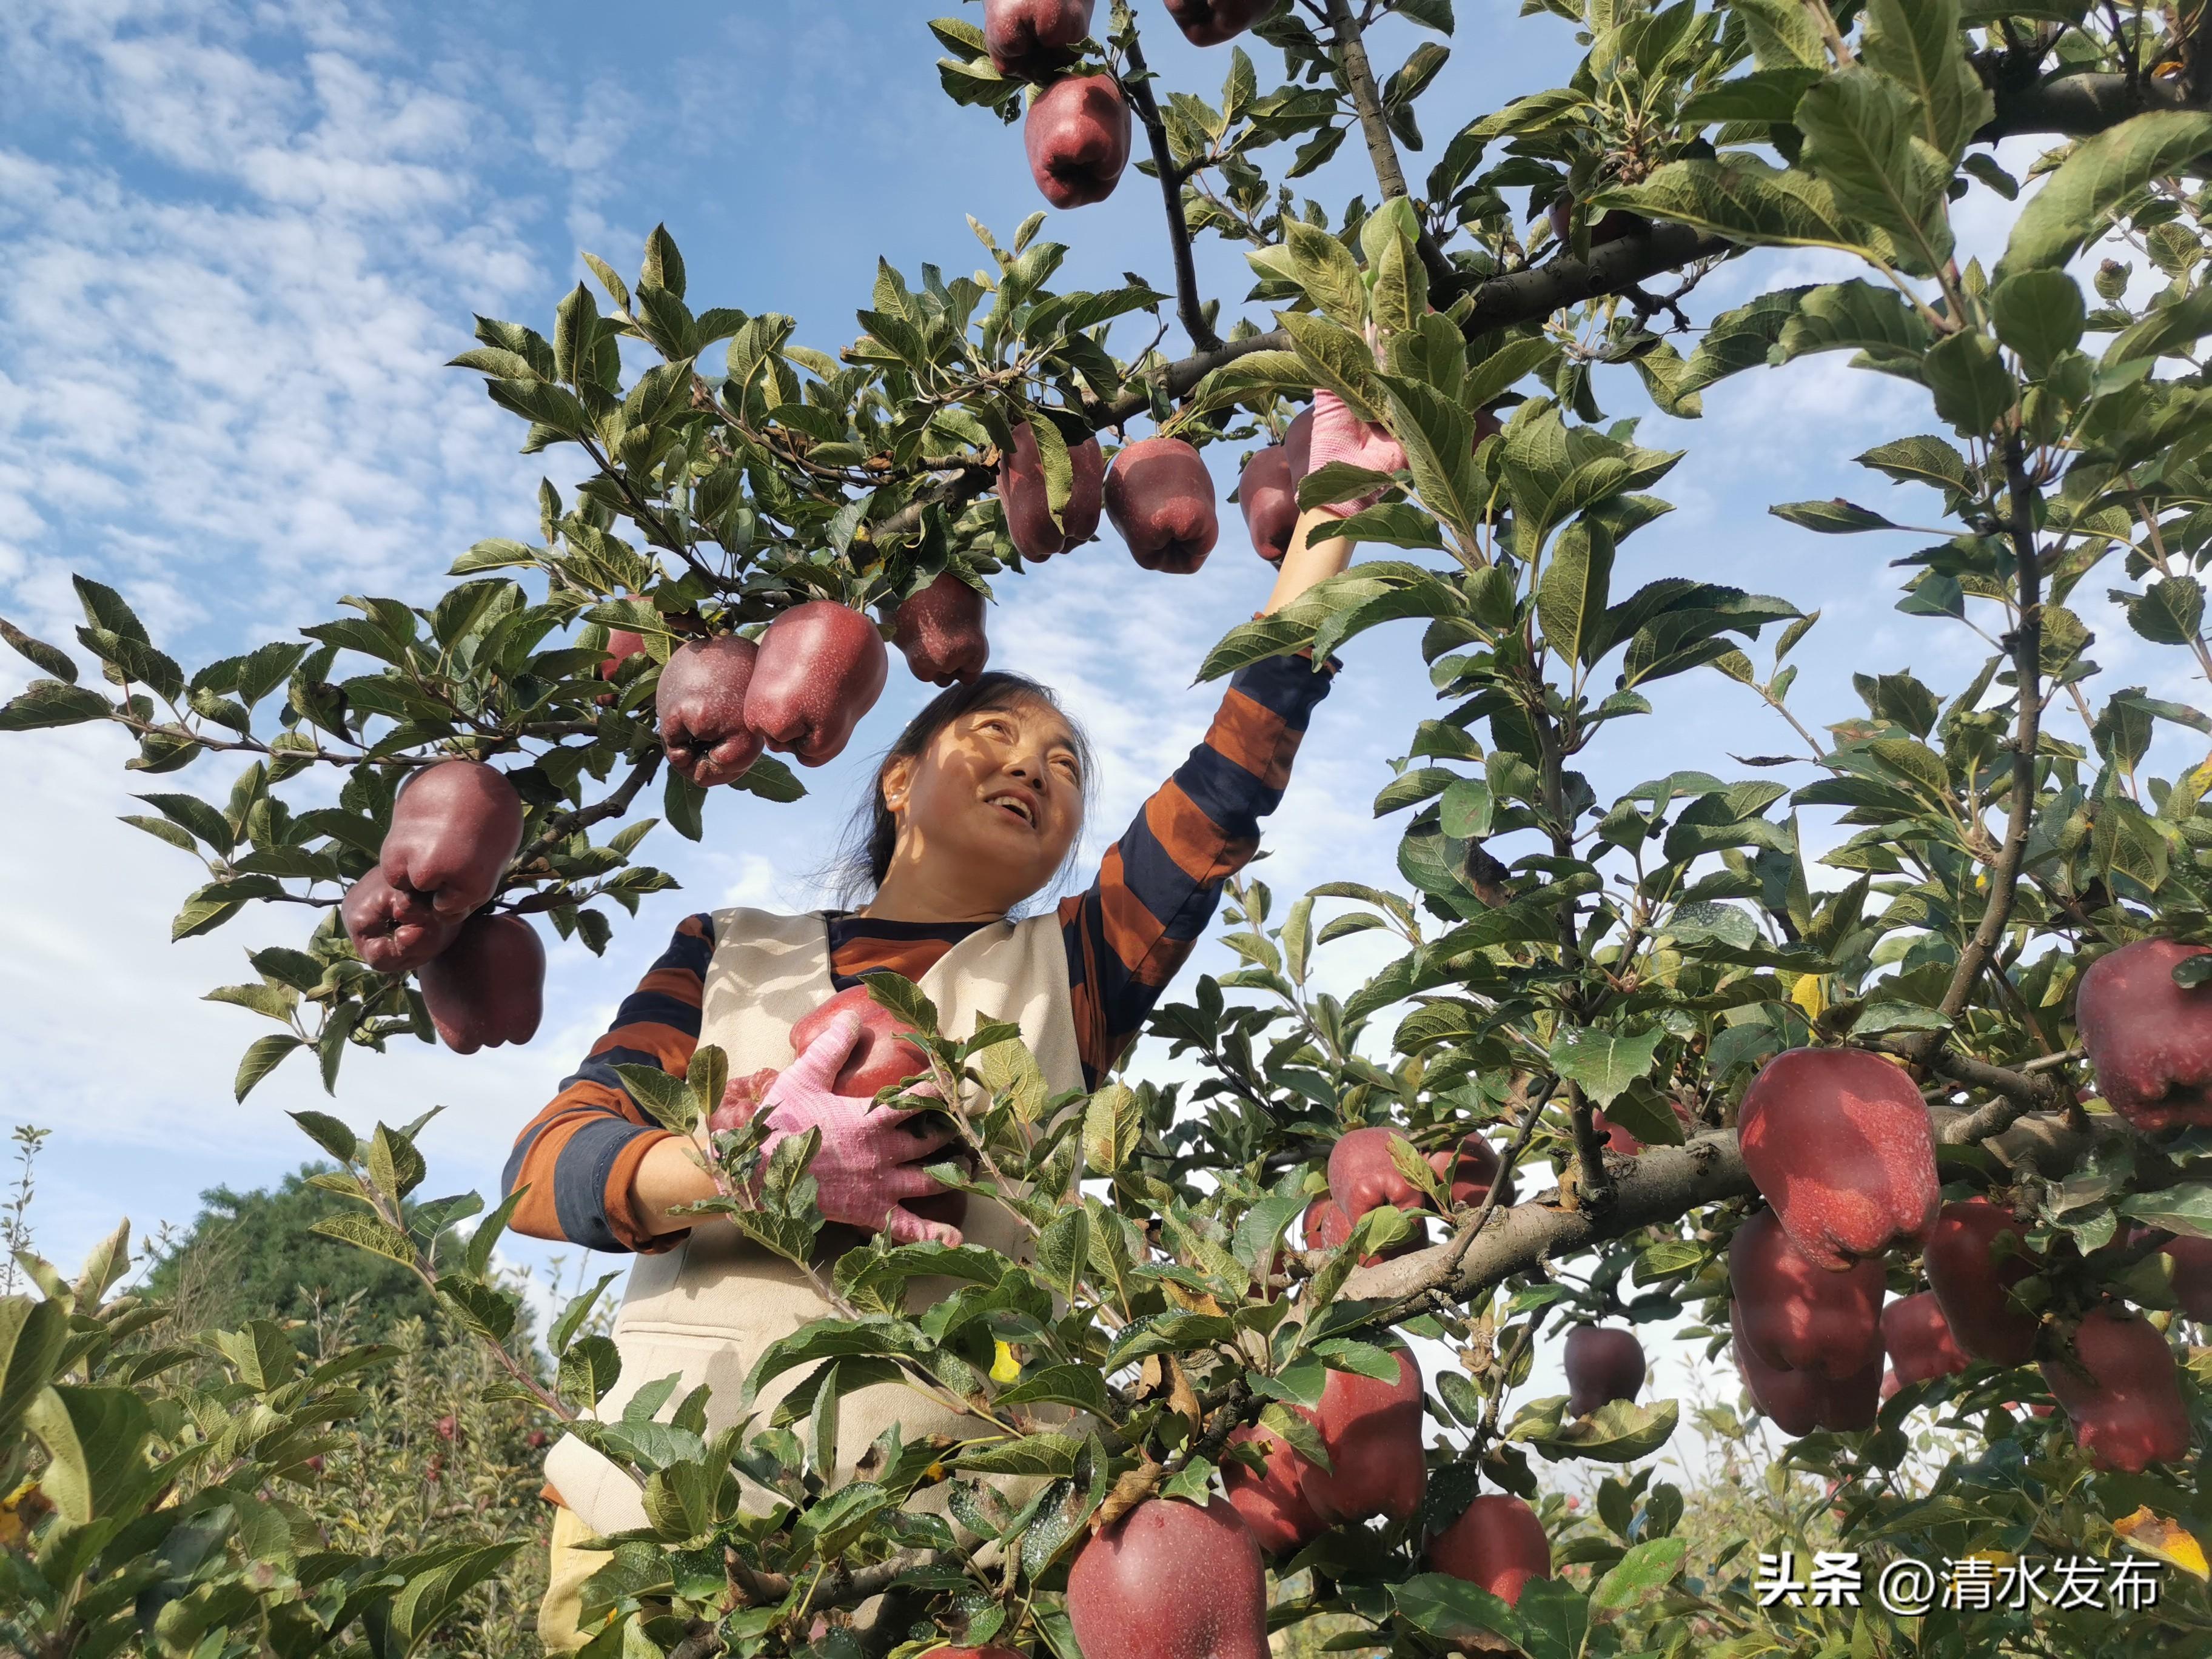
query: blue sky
0 0 2182 1401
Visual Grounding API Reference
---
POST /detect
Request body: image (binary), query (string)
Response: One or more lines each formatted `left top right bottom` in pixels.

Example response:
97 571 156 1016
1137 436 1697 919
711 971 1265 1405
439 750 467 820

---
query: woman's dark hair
825 671 1098 910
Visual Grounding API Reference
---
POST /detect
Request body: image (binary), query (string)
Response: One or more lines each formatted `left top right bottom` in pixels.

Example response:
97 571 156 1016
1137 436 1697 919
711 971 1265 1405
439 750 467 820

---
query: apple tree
5 1 2212 1656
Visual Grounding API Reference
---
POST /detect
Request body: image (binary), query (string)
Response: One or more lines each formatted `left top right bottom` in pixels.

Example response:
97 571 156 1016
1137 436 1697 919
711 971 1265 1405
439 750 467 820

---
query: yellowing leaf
1788 973 1827 1022
991 1340 1021 1385
2114 1506 2209 1580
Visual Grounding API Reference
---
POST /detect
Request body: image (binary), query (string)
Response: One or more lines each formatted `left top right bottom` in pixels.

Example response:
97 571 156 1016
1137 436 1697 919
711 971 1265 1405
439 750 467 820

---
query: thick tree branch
1121 36 1221 352
1974 68 2194 141
1322 0 1458 297
1338 1105 2088 1309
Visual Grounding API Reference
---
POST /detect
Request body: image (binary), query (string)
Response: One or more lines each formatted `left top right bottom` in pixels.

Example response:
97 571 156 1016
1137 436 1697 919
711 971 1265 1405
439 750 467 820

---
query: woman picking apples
508 397 1403 1651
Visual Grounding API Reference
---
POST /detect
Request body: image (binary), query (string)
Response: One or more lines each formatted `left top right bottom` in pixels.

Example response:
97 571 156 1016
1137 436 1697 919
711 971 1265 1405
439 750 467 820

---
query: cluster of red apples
1728 980 2207 1476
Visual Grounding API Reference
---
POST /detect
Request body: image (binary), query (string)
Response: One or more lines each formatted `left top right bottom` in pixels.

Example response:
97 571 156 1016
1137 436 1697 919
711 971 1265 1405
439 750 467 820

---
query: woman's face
882 697 1085 913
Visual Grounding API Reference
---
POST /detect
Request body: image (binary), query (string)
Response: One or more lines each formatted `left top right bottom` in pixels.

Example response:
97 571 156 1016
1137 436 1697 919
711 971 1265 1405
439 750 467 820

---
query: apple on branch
744 600 888 766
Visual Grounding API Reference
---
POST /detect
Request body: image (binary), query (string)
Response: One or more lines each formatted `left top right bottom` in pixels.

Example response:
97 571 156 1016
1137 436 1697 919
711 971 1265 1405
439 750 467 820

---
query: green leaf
0 679 113 732
1769 498 1898 533
0 1299 67 1437
2117 1183 2212 1241
1860 0 1992 164
2125 576 2204 645
1514 1393 1680 1462
1924 330 2016 436
1278 311 1384 423
1594 155 1882 261
1535 518 1615 667
309 1211 419 1269
373 1542 526 1659
1795 70 1953 273
1393 1574 1526 1651
1283 220 1367 328
235 1034 303 1102
1548 1026 1662 1107
2000 111 2212 278
0 617 75 682
1858 434 1971 494
1991 270 2085 375
1592 1536 1689 1607
21 1384 155 1525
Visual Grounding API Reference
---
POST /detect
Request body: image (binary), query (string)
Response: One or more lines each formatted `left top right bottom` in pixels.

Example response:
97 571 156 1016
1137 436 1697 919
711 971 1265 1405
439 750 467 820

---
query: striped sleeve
1059 652 1335 1085
501 911 716 1254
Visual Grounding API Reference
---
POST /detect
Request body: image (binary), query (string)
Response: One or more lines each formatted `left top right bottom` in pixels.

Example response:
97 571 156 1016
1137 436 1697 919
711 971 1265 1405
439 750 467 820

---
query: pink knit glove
755 1012 966 1246
1307 389 1407 518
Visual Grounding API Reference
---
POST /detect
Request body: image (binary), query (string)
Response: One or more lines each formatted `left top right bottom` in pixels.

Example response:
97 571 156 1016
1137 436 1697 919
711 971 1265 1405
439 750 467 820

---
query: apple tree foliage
7 1 2212 1655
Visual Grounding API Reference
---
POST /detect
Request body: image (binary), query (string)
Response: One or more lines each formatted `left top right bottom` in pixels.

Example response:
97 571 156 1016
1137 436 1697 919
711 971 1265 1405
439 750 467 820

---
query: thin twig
1121 33 1221 352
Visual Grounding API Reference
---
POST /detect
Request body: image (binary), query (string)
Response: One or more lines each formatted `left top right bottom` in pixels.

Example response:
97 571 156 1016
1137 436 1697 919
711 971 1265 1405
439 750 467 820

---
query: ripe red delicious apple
983 0 1094 78
1430 1132 1513 1210
1221 1423 1325 1557
418 912 545 1054
1065 1497 1269 1659
1024 74 1131 209
657 634 764 787
889 573 990 687
595 628 648 706
1732 1312 1882 1435
1327 1126 1428 1222
706 1067 782 1135
1881 1292 1970 1386
1283 406 1315 480
1728 1207 1884 1381
744 601 888 767
1000 426 1105 559
1301 1194 1424 1264
1105 437 1219 573
1880 1369 1901 1403
1164 0 1269 46
1925 1198 2042 1364
789 984 930 1097
343 867 458 974
1301 1347 1426 1527
1737 1047 1940 1270
2076 937 2212 1130
1238 444 1298 564
379 759 525 923
1564 1326 1645 1416
2040 1305 2191 1473
1546 199 1647 249
1424 1493 1552 1607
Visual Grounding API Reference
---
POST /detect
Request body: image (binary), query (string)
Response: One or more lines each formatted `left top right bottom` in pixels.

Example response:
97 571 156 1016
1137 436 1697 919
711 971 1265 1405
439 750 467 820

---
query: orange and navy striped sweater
502 652 1333 1253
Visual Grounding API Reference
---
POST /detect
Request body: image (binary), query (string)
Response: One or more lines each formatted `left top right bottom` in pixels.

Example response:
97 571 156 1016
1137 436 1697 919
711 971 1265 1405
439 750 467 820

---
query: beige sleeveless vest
543 905 1084 1536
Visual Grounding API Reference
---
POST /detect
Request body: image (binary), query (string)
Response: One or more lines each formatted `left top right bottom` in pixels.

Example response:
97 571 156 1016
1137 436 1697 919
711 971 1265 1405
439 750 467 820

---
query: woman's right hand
753 1012 967 1247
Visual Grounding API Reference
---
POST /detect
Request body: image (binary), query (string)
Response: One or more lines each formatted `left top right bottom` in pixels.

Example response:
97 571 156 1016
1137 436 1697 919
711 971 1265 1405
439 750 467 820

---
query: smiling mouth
985 793 1037 828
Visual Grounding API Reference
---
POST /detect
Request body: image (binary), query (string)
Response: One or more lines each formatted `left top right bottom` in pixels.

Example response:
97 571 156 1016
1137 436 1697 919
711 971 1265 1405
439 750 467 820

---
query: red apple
1000 426 1105 559
1065 1497 1269 1659
1732 1311 1882 1435
788 985 930 1097
1327 1126 1428 1222
1238 444 1298 564
657 634 764 787
744 601 888 767
379 759 525 923
984 0 1094 78
1564 1326 1644 1416
343 866 458 974
2077 937 2212 1130
1164 0 1269 46
1424 1493 1552 1607
1221 1423 1325 1557
1925 1198 2041 1364
1737 1047 1939 1270
526 1429 549 1450
1105 437 1219 574
1024 74 1131 209
1728 1207 1884 1381
1301 1347 1425 1527
1880 1369 1901 1403
706 1067 782 1135
595 628 648 706
890 573 990 687
1430 1132 1514 1210
1881 1292 1970 1386
2040 1305 2191 1473
1282 406 1315 480
1301 1194 1424 1265
1592 1098 1694 1155
435 1413 458 1441
418 912 545 1054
